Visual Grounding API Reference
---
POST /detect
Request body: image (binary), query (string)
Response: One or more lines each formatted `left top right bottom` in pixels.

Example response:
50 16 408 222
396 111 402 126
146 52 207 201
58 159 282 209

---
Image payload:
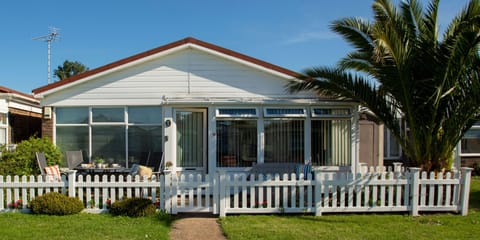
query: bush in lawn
0 137 62 176
110 197 156 217
30 192 84 215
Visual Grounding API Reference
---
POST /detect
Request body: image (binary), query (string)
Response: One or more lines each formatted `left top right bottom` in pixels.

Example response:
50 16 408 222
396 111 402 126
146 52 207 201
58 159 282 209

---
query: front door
174 109 207 173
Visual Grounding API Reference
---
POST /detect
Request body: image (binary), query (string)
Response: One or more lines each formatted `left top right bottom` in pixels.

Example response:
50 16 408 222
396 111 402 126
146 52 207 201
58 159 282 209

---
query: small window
128 106 162 124
92 108 124 122
264 108 306 117
312 108 351 118
216 108 257 117
461 127 480 155
0 113 7 125
56 107 89 124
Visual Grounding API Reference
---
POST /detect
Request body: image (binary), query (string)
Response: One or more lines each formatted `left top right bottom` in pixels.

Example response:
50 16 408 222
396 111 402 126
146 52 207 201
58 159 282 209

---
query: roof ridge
32 37 302 95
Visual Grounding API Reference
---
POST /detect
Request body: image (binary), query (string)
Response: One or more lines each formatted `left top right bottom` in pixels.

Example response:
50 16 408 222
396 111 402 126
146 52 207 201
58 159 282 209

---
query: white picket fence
0 167 472 217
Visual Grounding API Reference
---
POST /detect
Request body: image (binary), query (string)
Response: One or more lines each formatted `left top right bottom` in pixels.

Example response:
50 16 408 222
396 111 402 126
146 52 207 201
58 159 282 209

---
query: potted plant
94 157 107 168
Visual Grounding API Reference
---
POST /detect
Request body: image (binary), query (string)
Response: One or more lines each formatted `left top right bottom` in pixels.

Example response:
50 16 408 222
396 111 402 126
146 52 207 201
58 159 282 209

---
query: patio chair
66 150 84 170
36 152 61 181
36 152 47 176
151 152 165 178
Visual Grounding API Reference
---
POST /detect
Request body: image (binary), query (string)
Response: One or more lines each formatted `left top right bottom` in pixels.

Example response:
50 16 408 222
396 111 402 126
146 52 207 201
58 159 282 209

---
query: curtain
176 111 204 168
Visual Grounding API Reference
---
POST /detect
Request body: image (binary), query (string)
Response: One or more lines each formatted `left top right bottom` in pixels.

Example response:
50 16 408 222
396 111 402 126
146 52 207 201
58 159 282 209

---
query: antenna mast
33 27 60 84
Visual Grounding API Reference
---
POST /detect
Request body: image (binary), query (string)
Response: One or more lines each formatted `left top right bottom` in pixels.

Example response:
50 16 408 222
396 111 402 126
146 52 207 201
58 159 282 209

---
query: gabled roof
32 37 302 95
0 85 38 102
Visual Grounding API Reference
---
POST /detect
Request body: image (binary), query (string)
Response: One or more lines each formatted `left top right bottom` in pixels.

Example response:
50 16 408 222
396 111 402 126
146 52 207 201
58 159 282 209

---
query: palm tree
54 60 88 81
288 0 480 171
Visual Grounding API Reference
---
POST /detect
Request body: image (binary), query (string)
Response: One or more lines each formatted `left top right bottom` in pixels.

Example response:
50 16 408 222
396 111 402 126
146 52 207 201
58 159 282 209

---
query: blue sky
0 0 471 93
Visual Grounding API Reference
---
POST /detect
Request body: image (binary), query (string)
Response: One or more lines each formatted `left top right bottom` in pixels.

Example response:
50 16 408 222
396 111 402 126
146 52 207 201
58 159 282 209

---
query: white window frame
384 127 402 159
216 107 258 118
311 107 352 119
264 107 306 118
55 106 164 165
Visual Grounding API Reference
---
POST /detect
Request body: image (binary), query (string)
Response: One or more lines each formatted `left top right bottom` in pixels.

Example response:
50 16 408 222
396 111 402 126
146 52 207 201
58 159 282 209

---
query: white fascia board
9 101 42 113
189 44 298 80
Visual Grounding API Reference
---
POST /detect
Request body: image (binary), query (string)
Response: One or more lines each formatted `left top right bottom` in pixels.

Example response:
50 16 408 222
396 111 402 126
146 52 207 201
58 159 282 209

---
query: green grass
221 177 480 240
0 212 172 240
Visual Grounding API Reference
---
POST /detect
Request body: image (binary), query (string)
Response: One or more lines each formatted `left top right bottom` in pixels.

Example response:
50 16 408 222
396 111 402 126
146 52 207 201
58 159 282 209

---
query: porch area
0 165 473 217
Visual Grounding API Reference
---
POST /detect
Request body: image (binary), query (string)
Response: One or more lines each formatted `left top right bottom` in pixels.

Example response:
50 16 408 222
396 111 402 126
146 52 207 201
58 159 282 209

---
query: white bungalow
32 37 359 174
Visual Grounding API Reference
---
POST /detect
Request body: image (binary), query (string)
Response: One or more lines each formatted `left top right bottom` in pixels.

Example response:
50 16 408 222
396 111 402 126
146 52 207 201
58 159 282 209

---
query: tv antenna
33 27 61 84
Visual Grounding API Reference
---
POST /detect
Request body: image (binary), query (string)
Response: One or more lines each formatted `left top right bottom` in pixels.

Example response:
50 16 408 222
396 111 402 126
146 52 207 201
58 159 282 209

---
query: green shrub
0 137 62 176
110 197 156 217
30 192 84 215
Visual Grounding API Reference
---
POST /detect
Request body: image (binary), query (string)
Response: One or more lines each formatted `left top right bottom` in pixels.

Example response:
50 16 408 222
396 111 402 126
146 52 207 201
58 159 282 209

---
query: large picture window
55 106 163 167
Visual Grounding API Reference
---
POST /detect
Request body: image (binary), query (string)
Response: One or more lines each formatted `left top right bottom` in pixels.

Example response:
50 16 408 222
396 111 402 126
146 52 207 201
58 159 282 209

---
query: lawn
220 177 480 240
0 213 171 240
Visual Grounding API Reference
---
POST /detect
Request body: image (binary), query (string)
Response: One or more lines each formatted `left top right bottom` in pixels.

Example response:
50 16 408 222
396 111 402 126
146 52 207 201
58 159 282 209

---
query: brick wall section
41 107 54 141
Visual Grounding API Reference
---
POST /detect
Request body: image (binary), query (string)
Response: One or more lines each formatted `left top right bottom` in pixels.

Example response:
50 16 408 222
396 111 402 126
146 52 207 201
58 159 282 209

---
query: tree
54 60 89 80
288 0 480 171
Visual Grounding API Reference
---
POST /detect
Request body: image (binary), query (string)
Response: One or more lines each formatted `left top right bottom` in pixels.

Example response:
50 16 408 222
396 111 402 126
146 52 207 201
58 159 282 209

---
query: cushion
138 165 153 178
129 164 140 176
295 163 312 180
44 165 61 181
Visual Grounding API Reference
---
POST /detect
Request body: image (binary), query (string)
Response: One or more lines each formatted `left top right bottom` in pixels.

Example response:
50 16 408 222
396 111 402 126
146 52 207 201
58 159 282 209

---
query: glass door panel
175 109 206 170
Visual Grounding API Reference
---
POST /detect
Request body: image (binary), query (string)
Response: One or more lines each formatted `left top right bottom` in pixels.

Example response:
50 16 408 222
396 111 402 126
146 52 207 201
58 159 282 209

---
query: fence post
218 170 226 217
212 171 219 215
314 169 322 216
409 168 420 216
67 170 77 198
460 167 473 216
164 171 172 214
393 162 403 173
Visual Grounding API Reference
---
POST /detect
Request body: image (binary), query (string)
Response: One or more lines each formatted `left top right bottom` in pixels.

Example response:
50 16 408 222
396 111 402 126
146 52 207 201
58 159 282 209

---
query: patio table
74 166 130 176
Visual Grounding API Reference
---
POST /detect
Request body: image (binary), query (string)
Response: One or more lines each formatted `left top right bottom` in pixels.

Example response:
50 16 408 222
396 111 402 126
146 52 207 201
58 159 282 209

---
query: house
32 37 360 174
0 86 42 147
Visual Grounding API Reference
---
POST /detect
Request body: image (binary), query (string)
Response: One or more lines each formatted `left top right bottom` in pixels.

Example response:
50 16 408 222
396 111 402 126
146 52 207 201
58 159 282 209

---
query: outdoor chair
151 152 165 178
66 150 84 170
36 152 61 181
36 152 48 176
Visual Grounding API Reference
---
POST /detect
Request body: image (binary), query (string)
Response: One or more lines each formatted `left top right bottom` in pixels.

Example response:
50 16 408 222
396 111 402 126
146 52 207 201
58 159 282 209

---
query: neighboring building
0 86 42 146
32 37 360 174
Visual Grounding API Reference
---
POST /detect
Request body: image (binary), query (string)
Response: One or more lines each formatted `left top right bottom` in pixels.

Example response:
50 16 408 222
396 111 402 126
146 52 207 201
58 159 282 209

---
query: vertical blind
176 111 204 168
311 119 351 166
264 120 304 163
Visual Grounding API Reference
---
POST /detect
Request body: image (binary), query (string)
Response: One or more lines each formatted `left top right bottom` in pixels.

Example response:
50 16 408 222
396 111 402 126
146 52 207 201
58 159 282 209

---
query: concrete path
169 213 226 240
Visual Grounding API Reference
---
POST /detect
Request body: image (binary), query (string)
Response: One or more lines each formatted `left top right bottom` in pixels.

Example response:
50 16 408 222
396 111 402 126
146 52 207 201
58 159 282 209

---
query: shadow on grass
468 177 480 211
469 189 480 211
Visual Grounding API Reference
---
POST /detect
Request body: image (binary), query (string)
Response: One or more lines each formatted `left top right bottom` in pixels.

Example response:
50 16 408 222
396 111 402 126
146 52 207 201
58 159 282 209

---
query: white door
174 109 207 173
